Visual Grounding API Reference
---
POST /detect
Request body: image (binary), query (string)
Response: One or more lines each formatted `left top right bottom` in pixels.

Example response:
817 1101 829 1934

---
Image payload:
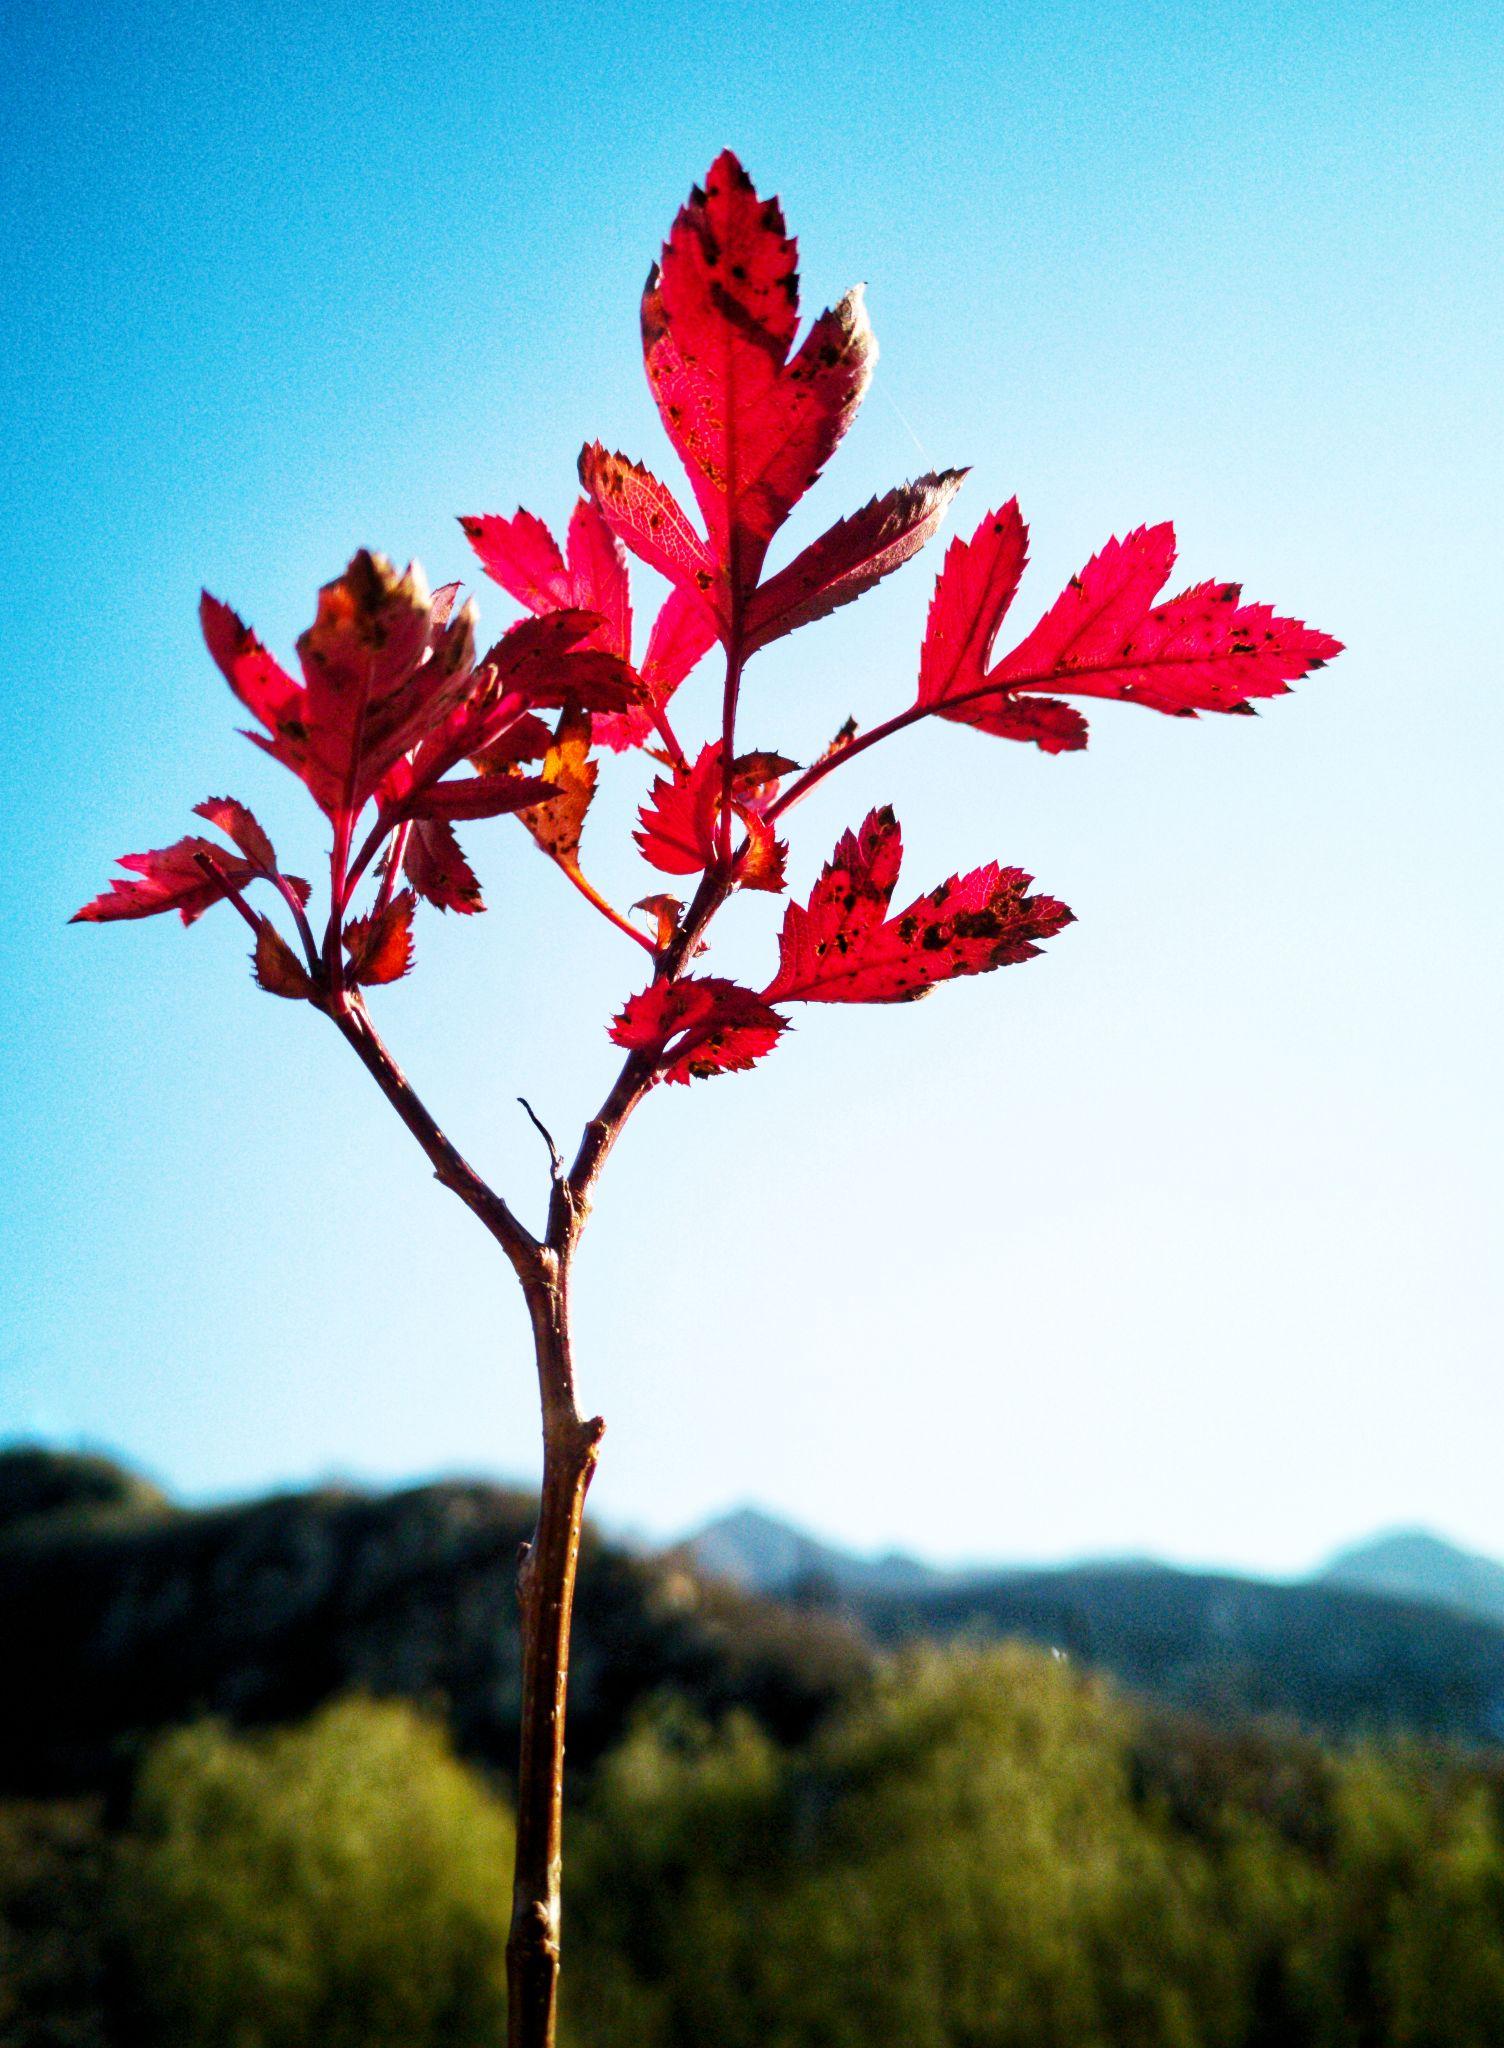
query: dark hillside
0 1461 869 1800
852 1561 1504 1746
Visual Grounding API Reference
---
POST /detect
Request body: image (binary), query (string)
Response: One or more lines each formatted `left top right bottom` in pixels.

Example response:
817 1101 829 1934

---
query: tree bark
508 1253 604 2048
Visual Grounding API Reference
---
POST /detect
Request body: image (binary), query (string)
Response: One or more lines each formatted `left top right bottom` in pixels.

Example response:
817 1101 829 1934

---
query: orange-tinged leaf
609 973 787 1084
344 890 415 985
632 893 684 950
764 806 1072 1004
736 809 787 893
520 707 596 866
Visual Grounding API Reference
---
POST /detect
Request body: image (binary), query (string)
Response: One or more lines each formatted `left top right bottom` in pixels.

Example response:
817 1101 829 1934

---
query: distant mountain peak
685 1505 944 1599
1320 1526 1504 1627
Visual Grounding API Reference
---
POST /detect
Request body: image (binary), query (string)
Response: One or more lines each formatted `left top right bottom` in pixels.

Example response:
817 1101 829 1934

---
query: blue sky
2 0 1499 1575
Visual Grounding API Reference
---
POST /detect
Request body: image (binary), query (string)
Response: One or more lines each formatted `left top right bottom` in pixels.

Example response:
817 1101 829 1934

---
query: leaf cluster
75 151 1339 1101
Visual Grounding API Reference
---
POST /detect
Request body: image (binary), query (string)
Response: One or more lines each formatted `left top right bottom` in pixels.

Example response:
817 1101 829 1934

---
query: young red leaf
744 472 968 656
593 585 718 754
400 818 484 914
462 497 633 664
643 152 874 592
609 974 787 1085
577 444 721 613
409 773 555 821
191 796 277 872
344 890 416 985
459 509 572 614
72 838 264 926
253 924 316 999
635 743 723 876
764 806 1072 1005
203 554 480 822
915 509 1343 745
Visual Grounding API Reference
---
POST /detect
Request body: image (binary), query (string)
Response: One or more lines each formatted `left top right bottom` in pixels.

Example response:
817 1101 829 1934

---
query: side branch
330 993 539 1268
552 864 730 1247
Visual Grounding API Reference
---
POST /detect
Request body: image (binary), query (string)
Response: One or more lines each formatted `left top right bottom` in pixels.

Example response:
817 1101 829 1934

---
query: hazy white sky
4 0 1500 1576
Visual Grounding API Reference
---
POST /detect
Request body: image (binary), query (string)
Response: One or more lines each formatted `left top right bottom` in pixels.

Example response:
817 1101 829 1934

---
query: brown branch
505 1256 603 2048
328 993 539 1269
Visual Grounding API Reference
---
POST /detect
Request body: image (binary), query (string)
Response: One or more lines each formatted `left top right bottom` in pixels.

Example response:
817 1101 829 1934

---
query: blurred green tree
118 1698 510 2048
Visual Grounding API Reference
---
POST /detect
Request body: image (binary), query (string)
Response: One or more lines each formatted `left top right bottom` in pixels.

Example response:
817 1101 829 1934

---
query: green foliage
0 1801 113 2048
9 1646 1504 2047
568 1647 1241 2048
117 1697 511 2048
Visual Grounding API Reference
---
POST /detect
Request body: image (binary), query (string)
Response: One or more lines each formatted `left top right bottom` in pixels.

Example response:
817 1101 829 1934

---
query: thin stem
372 819 411 917
190 852 266 940
506 1256 603 2048
345 810 395 901
324 814 353 998
558 865 729 1238
646 698 689 775
766 703 925 823
556 860 658 955
270 873 321 973
328 992 538 1268
717 636 745 865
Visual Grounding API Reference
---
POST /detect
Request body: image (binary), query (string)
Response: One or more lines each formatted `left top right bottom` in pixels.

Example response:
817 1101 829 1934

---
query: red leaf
479 609 640 714
577 444 721 612
463 495 704 755
736 809 787 893
402 817 483 915
192 795 276 871
410 773 555 821
945 694 1089 750
461 497 633 664
764 806 1072 1004
916 499 1031 712
72 837 261 926
459 510 572 613
253 924 315 998
199 596 303 737
203 554 480 823
564 496 632 660
471 713 554 771
643 152 874 592
609 974 787 1085
593 585 717 753
745 472 967 655
915 509 1343 744
343 890 415 985
635 743 723 875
